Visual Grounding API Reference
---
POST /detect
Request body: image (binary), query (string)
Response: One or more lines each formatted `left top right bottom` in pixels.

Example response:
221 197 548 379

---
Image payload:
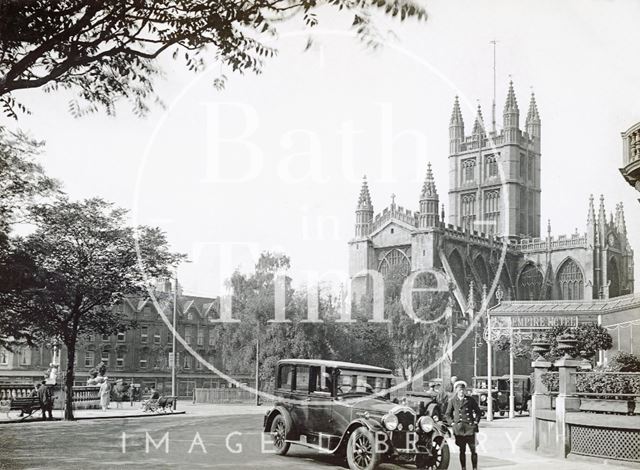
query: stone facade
348 82 635 383
0 288 242 396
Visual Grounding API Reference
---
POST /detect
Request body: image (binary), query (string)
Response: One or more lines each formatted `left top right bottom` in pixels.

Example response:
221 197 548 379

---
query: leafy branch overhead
0 0 426 118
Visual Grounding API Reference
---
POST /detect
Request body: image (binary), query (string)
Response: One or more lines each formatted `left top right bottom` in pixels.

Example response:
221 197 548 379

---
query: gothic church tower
448 82 542 240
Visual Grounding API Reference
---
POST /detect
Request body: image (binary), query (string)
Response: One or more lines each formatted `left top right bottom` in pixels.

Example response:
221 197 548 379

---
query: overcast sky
4 0 640 297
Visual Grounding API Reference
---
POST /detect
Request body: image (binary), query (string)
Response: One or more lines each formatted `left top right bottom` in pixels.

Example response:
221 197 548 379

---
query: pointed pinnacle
421 162 438 199
450 96 464 126
526 92 540 124
504 80 519 112
357 176 372 209
472 104 485 135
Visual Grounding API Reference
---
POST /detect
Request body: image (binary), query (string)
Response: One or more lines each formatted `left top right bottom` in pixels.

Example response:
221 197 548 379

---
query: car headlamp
480 395 487 402
382 413 398 431
418 416 434 433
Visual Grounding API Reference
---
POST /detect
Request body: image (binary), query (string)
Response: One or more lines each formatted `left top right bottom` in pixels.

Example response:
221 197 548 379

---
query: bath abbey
348 82 635 381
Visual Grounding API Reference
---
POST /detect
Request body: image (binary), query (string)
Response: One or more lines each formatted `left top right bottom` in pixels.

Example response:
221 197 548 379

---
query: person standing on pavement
445 380 481 470
99 378 111 411
37 381 53 420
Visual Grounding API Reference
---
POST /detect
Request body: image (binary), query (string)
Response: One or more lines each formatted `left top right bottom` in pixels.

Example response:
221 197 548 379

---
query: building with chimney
348 81 635 383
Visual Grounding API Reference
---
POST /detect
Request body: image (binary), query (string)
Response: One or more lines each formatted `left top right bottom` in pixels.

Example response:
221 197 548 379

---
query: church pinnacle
525 92 541 138
421 162 438 199
450 96 464 126
504 80 519 113
357 175 372 209
472 104 486 136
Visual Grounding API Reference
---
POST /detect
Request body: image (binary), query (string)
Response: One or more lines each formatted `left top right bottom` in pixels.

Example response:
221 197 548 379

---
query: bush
606 352 640 372
576 372 640 396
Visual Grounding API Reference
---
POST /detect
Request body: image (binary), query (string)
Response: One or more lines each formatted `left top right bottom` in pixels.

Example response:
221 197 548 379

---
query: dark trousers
41 404 53 420
455 434 478 469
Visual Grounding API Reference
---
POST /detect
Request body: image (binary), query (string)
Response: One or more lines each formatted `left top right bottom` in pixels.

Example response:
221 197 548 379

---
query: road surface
0 412 625 469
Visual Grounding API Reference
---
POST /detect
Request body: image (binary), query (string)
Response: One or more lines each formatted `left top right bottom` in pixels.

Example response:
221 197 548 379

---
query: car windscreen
336 370 391 396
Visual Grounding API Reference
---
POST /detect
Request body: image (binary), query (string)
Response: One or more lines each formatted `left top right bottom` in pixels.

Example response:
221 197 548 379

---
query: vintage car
402 389 443 421
471 375 532 418
263 359 450 470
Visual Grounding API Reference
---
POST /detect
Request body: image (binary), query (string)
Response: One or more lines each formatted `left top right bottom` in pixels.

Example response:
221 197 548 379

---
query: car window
278 365 293 390
311 367 333 394
295 366 310 393
337 370 391 396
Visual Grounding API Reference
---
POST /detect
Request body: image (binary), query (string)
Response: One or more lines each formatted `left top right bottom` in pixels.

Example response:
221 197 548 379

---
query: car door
290 365 312 436
307 366 338 448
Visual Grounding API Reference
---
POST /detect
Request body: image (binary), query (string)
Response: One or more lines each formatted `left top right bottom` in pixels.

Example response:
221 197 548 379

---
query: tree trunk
64 342 76 420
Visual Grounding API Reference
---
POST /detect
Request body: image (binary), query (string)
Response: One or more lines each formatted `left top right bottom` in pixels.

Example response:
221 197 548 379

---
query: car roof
277 359 392 375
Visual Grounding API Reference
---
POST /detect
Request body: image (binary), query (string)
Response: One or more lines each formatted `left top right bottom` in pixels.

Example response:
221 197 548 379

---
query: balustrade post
554 334 581 458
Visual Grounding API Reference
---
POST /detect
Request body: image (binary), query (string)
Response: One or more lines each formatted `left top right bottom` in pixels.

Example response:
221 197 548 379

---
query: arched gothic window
608 257 621 298
461 193 476 231
518 264 543 300
557 259 584 300
378 249 411 277
483 190 500 235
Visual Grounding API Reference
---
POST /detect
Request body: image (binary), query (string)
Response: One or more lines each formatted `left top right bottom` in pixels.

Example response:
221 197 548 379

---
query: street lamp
171 261 191 408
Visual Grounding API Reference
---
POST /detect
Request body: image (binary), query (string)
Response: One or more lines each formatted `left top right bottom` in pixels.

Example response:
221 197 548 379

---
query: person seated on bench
142 386 160 411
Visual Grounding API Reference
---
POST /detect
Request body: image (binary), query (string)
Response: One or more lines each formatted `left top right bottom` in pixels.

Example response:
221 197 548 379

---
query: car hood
345 397 404 416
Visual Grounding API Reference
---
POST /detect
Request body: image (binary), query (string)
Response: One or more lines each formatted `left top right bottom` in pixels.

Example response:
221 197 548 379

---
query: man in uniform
445 380 481 470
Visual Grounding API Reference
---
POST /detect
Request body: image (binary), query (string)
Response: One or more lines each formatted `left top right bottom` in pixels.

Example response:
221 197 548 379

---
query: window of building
0 349 9 365
378 248 411 278
483 190 500 236
208 333 215 347
154 331 161 344
18 348 31 366
557 259 584 300
196 359 202 370
139 358 147 369
390 228 394 234
197 328 204 346
116 350 125 368
485 154 498 178
520 153 527 179
462 158 476 182
184 356 191 369
117 332 125 342
185 326 192 344
187 310 193 320
141 326 148 343
102 334 110 341
166 329 172 344
84 350 95 368
518 264 544 301
528 156 534 181
143 306 151 315
461 193 476 231
87 335 94 342
101 350 110 367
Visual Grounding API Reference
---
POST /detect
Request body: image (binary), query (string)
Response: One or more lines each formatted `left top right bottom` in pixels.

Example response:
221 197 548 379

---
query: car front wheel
346 427 382 470
270 414 291 456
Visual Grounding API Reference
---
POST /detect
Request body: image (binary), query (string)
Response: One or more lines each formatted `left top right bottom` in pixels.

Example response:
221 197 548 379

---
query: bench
141 395 177 413
2 396 43 421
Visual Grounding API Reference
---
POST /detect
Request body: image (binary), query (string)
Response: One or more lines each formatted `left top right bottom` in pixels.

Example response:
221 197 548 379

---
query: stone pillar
554 356 581 458
531 358 551 451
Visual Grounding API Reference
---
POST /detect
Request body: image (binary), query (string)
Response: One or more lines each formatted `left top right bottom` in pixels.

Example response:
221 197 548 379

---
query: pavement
0 401 266 423
0 409 632 469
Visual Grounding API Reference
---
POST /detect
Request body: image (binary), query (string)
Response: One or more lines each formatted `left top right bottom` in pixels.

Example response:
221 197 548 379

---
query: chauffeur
444 380 481 470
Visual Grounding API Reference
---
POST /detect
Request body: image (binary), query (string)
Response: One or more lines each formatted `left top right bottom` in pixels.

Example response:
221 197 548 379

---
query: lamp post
171 261 191 409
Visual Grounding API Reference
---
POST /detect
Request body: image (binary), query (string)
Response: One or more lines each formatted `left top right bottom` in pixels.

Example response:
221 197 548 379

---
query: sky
4 0 640 297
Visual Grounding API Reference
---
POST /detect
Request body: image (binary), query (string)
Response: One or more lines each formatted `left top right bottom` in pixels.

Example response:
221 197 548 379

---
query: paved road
0 413 626 469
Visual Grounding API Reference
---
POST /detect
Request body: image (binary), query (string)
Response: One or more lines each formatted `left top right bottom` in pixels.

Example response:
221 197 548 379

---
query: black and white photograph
0 1 639 469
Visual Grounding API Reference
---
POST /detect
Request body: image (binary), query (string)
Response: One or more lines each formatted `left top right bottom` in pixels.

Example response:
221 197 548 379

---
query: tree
8 197 183 419
0 0 426 118
0 126 59 347
385 266 450 386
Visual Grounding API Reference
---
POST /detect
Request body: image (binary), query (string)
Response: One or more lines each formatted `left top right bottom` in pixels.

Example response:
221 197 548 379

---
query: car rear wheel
346 427 382 470
270 414 291 456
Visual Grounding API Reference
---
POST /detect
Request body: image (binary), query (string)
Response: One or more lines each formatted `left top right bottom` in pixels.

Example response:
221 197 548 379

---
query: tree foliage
385 265 450 384
5 197 184 419
0 0 427 118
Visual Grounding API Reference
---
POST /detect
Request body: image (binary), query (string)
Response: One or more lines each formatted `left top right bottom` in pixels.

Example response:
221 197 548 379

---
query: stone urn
557 333 578 359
